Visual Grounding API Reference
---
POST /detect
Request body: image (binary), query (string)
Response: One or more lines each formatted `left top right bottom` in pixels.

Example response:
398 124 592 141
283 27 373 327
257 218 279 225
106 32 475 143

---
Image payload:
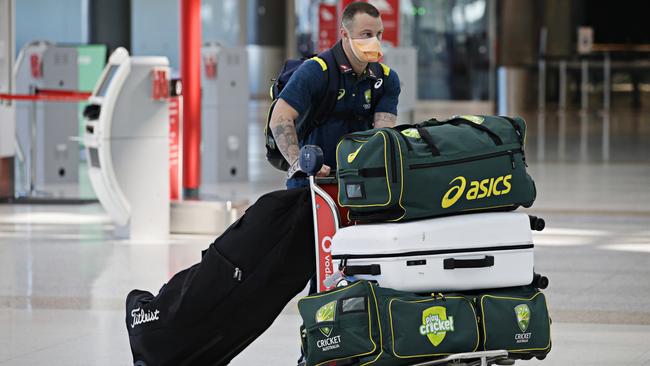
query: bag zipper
500 116 529 167
409 149 520 170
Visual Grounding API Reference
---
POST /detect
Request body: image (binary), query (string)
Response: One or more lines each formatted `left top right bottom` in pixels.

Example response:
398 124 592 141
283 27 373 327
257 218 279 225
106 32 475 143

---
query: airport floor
1 102 650 365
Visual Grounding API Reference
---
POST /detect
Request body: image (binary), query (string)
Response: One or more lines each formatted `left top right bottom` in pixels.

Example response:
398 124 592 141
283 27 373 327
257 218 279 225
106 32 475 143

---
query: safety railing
0 88 91 199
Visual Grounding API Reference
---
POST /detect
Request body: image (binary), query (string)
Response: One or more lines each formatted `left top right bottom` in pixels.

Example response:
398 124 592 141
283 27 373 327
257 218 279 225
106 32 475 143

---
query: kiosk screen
96 65 119 97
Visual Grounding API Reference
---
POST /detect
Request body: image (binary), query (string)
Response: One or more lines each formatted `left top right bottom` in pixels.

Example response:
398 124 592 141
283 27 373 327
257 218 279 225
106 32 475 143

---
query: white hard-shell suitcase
331 212 534 292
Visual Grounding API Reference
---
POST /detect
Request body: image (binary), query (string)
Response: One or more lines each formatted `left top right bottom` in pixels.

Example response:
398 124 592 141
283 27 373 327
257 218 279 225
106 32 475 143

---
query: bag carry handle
443 256 494 270
416 126 441 156
344 264 382 276
444 118 504 146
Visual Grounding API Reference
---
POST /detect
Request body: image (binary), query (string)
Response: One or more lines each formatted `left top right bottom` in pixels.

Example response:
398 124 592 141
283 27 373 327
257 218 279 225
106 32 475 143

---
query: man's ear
340 27 348 40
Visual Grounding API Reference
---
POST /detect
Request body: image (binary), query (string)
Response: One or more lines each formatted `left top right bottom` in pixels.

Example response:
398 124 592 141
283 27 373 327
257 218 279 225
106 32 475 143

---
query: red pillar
180 0 201 197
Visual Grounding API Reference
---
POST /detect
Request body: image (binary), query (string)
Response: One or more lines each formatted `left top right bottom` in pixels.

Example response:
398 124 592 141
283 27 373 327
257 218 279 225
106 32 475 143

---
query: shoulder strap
309 56 328 71
379 62 391 77
297 49 340 141
368 62 387 111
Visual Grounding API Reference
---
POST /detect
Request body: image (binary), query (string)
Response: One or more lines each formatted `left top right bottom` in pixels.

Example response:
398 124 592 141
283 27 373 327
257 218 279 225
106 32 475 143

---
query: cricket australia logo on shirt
315 300 342 351
514 304 532 343
363 89 372 109
420 306 455 347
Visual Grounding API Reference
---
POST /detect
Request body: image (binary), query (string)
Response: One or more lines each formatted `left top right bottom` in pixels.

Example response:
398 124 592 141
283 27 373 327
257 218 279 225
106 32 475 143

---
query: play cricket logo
315 301 342 351
514 304 532 343
420 306 455 347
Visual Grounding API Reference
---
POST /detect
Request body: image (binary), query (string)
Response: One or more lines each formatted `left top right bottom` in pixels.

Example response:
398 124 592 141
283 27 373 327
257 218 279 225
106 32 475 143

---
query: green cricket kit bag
475 286 552 360
298 281 480 366
336 115 537 222
298 282 551 365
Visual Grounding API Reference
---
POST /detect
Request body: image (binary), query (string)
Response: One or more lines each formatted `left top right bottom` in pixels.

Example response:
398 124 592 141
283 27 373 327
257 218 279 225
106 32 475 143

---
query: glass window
402 0 492 101
202 0 241 46
294 0 493 101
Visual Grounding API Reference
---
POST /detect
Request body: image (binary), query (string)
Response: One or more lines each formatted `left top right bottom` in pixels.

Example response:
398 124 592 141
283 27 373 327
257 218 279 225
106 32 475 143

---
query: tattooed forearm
270 117 300 164
270 98 302 165
373 112 397 128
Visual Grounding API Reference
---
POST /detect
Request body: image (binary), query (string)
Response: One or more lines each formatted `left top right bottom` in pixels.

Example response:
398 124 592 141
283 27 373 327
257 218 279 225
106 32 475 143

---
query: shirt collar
333 41 354 74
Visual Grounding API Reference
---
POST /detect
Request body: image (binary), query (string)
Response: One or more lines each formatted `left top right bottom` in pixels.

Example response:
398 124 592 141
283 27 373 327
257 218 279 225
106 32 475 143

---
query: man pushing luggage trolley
124 138 550 366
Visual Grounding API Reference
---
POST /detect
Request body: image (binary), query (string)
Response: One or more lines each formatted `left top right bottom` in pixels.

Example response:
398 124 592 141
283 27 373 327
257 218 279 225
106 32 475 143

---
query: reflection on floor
0 102 649 365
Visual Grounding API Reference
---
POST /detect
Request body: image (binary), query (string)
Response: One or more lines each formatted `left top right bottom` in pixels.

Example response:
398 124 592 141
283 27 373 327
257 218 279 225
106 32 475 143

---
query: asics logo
441 175 512 208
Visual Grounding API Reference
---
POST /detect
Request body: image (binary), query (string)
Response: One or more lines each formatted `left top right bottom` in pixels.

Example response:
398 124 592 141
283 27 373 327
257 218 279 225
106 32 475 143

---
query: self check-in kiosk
200 43 249 184
83 48 170 240
9 41 106 199
14 41 80 192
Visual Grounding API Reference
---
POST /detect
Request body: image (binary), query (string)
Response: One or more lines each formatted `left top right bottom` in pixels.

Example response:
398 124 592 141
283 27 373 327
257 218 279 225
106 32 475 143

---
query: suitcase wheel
532 273 549 289
528 215 545 231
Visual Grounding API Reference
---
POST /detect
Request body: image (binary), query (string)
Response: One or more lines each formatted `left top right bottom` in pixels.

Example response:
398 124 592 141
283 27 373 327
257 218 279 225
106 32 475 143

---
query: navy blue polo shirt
278 42 400 172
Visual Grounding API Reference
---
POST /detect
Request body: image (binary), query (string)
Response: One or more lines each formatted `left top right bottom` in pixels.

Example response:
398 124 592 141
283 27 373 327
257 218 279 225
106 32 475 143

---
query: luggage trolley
295 146 523 366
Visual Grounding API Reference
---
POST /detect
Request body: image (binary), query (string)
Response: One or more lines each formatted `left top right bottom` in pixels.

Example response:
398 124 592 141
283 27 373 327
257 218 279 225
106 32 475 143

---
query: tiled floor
1 103 649 365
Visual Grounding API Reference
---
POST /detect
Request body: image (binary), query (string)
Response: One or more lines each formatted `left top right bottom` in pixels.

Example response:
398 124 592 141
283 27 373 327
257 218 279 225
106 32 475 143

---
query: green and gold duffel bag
336 115 536 222
475 286 552 360
298 281 480 365
298 281 382 366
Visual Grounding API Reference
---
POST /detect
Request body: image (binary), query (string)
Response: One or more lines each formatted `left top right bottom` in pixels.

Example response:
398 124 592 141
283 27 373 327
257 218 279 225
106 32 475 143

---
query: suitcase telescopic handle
443 256 495 270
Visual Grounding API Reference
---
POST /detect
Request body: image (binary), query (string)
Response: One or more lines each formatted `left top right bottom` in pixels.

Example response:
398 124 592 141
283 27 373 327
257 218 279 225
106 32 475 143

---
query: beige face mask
347 35 383 63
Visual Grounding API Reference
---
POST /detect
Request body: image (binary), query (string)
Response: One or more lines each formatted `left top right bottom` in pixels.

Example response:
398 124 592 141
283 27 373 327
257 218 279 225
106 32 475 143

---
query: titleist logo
131 308 160 328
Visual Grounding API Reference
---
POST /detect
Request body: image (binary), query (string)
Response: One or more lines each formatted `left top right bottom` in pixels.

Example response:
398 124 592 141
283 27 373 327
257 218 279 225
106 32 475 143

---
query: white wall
15 0 87 54
0 0 15 157
131 0 180 70
131 0 241 72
